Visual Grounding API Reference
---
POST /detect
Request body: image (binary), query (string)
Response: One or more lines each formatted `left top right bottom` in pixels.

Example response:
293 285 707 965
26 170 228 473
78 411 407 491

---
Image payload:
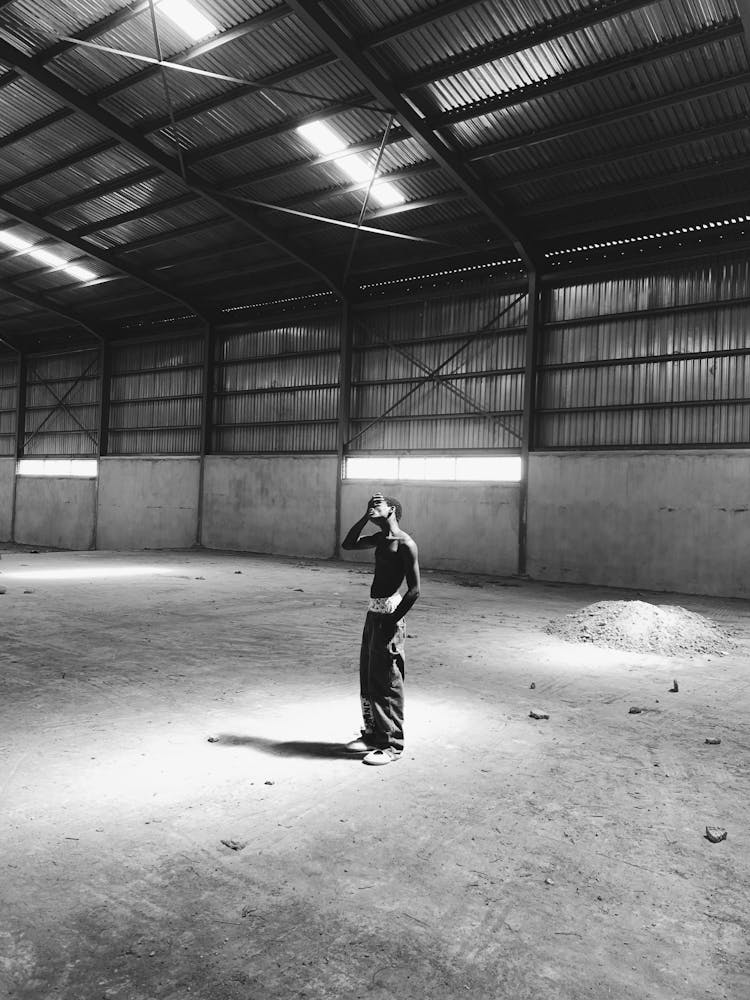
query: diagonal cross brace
24 356 100 450
347 292 527 445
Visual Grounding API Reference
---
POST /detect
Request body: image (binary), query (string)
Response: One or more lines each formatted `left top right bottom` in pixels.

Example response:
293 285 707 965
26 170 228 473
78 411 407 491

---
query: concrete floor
1 546 748 1000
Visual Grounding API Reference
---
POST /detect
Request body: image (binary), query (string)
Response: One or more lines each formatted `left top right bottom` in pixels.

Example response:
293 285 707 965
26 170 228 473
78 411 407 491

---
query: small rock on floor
220 839 247 851
529 710 549 720
705 827 727 843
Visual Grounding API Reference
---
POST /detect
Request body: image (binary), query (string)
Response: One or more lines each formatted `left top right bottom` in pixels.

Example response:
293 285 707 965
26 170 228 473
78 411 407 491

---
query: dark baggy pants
359 613 406 752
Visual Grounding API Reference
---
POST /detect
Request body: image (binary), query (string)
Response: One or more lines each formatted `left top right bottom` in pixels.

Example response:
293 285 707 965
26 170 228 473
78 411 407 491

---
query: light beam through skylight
297 121 405 208
159 0 217 41
0 231 96 282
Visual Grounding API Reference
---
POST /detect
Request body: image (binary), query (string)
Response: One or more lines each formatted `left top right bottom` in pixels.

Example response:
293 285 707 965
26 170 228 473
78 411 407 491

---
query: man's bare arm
341 510 379 550
390 540 420 624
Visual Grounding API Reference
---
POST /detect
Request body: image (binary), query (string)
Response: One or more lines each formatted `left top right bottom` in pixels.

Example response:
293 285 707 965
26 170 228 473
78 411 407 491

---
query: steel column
11 347 26 542
334 300 353 556
517 269 541 577
196 323 215 547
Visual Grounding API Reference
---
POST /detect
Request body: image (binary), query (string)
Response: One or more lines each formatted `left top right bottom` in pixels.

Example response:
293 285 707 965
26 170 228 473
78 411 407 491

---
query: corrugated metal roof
2 0 750 343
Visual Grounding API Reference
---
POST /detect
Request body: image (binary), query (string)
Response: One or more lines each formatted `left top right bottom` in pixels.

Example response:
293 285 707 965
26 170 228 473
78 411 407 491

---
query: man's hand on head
367 493 386 519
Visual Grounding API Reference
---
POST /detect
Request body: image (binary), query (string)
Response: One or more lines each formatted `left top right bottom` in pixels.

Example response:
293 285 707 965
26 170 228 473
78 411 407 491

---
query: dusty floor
1 546 748 1000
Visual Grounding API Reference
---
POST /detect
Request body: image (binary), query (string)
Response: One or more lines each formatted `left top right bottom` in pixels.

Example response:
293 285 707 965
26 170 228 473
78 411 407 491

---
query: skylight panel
0 230 96 282
0 231 33 252
297 121 405 209
159 0 217 41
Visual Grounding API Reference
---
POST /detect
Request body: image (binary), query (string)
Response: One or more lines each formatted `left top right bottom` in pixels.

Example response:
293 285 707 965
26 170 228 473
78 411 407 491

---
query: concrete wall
201 455 339 559
527 450 750 598
14 476 97 550
340 480 520 576
96 457 201 550
0 457 15 541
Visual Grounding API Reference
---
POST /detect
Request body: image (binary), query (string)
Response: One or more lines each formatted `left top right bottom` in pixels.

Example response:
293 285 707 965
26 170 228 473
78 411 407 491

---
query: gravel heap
544 600 732 656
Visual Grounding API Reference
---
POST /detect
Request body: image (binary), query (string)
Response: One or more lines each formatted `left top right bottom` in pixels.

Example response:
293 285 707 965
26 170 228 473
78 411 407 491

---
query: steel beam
286 0 537 266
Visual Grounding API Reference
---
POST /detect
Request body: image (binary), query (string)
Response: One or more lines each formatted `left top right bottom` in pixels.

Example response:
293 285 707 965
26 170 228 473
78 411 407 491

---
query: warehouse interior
1 1 749 998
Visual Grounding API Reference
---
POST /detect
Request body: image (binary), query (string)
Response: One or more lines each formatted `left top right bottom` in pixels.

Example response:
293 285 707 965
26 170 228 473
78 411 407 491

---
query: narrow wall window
16 458 98 477
343 455 521 482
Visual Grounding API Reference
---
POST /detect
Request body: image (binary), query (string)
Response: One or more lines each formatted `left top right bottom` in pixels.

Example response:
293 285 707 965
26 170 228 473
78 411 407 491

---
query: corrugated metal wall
109 336 203 455
538 254 750 448
8 251 750 459
213 313 341 453
350 288 528 451
0 355 18 456
23 349 99 456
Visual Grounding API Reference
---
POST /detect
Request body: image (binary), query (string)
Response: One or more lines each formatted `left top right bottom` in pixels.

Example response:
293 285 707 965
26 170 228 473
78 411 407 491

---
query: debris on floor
628 706 643 714
705 827 728 844
669 679 679 692
220 839 247 851
705 737 722 745
544 600 733 655
529 709 550 720
207 735 220 743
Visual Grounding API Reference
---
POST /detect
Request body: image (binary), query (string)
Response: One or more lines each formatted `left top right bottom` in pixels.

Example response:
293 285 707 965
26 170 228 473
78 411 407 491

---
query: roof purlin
285 0 537 268
544 188 750 240
469 71 750 161
496 117 750 191
392 0 663 90
524 158 750 218
428 21 744 129
0 140 121 196
0 37 344 298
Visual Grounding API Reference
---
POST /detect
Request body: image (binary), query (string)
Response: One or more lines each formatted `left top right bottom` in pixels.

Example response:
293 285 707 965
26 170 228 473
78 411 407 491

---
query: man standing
341 493 420 765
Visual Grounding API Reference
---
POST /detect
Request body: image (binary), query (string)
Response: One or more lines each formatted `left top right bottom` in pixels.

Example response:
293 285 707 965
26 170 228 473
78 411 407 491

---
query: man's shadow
213 734 359 760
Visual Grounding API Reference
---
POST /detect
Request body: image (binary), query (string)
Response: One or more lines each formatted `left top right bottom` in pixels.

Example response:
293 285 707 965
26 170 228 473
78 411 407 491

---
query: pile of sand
544 600 732 656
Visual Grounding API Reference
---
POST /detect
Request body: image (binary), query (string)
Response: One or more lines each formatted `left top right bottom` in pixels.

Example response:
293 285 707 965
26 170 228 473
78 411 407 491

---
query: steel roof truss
285 0 537 266
0 36 344 297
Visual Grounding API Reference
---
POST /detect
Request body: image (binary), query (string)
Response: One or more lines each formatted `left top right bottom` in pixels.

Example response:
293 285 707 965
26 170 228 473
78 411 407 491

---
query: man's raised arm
341 506 379 550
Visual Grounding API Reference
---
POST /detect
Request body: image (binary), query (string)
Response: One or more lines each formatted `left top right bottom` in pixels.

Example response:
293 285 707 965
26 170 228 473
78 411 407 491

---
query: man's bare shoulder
397 533 418 557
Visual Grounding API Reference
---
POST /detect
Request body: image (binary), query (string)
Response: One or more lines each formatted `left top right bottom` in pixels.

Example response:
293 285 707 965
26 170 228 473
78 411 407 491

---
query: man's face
368 496 392 521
